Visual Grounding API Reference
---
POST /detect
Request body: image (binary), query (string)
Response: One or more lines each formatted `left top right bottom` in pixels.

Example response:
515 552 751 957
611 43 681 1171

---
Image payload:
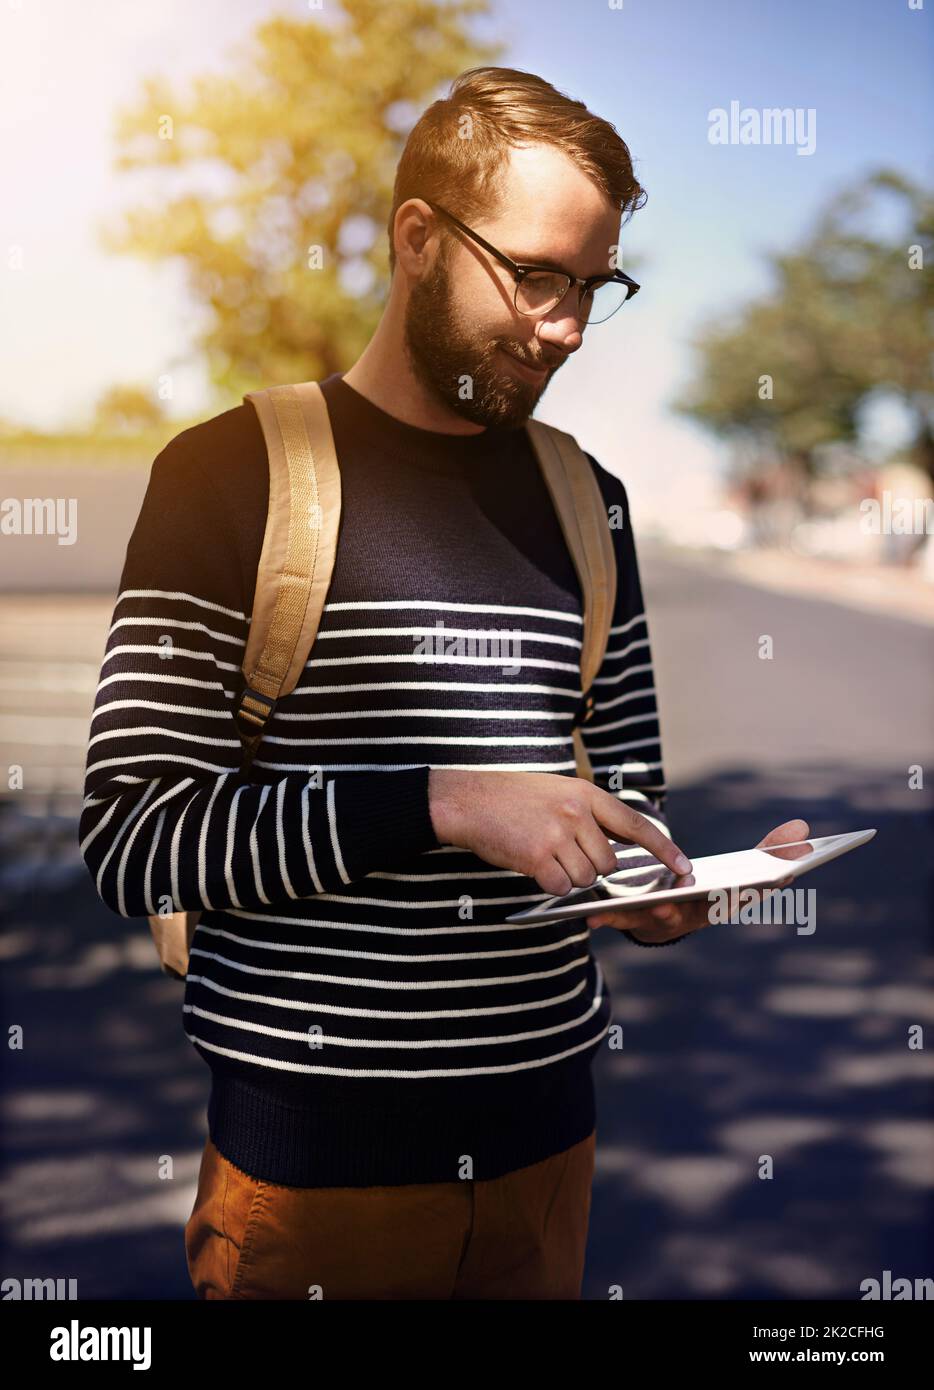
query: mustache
499 344 565 371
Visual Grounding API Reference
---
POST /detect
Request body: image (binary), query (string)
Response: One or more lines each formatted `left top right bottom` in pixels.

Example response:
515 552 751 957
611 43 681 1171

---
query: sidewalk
656 543 934 627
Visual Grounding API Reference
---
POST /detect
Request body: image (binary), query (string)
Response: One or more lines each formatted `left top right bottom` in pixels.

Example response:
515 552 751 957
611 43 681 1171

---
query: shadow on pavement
1 761 931 1299
587 761 934 1300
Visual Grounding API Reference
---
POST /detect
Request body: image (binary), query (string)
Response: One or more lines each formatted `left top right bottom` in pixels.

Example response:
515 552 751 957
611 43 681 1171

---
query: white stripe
182 994 609 1078
285 680 577 699
307 889 544 909
188 969 587 1018
364 868 523 881
583 711 660 737
248 784 273 905
199 774 232 910
189 937 590 986
88 725 240 751
86 753 234 776
183 991 603 1051
101 643 238 668
223 785 248 910
609 612 648 636
275 779 296 900
221 907 556 938
273 706 573 722
108 616 244 646
589 761 664 777
118 588 247 621
314 624 582 651
92 698 235 721
590 680 657 713
191 925 589 967
261 733 574 747
580 735 661 755
597 636 649 663
78 794 121 856
297 652 581 674
326 779 349 884
144 806 167 917
300 781 324 893
169 791 194 911
95 671 234 695
106 780 176 916
252 758 579 773
324 598 582 624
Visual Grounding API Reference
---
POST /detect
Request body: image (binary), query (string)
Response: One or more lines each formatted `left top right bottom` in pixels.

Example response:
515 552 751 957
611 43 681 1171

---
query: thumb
756 818 809 849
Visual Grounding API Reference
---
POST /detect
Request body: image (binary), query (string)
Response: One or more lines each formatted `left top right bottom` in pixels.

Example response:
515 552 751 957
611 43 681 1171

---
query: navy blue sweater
79 373 681 1187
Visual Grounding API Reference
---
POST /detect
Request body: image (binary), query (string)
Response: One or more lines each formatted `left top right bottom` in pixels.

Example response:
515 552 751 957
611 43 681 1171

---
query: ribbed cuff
329 764 440 879
621 928 690 947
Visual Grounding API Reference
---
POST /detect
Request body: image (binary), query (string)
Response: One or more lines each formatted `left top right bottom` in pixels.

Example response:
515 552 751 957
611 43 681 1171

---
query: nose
534 289 587 353
536 309 584 355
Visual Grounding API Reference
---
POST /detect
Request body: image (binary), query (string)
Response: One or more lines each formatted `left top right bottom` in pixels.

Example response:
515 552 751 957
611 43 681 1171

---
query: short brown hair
387 66 646 274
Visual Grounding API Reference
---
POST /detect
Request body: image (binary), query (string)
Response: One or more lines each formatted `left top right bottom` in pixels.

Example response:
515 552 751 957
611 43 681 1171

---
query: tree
93 385 166 434
674 170 934 498
100 0 500 404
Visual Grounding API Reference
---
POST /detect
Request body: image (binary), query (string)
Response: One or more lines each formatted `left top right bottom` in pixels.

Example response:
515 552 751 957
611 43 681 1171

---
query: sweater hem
200 1045 599 1187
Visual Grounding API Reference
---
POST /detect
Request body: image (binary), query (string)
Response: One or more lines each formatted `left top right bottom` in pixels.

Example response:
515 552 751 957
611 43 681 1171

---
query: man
79 65 806 1300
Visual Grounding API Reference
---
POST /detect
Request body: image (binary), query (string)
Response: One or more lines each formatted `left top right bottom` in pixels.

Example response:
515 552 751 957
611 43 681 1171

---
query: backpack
147 380 618 979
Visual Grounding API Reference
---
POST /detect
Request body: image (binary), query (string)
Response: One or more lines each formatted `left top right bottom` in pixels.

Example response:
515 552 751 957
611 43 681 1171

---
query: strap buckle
235 685 276 736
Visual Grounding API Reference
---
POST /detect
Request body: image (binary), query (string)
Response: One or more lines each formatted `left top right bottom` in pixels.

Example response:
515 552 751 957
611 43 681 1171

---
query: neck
342 301 486 437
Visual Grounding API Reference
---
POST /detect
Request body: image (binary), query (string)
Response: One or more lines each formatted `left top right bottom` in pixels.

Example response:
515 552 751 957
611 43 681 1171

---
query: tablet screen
521 838 818 914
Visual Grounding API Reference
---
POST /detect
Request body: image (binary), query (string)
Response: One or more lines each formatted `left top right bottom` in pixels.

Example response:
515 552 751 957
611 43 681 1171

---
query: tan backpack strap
525 419 616 704
237 381 342 743
525 420 617 783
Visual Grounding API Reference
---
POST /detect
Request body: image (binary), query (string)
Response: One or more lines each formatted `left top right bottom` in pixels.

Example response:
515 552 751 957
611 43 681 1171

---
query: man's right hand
427 768 691 898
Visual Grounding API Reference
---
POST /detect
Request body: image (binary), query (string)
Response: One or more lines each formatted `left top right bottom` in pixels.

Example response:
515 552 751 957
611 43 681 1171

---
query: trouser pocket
185 1138 267 1300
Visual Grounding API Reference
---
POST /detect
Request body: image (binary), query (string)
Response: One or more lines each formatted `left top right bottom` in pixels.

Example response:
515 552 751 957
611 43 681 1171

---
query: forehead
483 142 620 263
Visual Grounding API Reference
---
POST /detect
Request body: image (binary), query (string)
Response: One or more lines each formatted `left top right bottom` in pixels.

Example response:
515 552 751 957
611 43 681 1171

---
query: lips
500 347 549 381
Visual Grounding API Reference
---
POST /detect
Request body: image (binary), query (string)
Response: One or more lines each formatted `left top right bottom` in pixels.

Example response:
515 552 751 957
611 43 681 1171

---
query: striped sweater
79 372 680 1187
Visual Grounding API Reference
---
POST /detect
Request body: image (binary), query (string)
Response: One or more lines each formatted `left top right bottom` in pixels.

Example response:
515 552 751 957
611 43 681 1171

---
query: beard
402 250 558 430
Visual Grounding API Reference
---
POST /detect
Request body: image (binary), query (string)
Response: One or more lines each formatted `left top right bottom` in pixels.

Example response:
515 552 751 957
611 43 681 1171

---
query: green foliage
675 170 934 483
100 0 500 403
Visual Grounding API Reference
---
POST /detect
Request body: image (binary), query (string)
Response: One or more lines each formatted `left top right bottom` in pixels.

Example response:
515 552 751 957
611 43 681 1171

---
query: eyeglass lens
516 272 629 324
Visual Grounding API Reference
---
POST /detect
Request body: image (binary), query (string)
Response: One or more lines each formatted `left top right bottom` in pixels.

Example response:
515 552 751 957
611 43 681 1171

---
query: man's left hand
585 818 812 942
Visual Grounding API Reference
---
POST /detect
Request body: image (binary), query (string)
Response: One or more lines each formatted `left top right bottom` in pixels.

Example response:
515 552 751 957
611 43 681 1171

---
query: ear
393 199 441 277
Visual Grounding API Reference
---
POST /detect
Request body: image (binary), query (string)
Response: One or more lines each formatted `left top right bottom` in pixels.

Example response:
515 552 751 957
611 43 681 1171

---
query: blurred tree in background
100 0 500 404
93 385 166 434
675 171 934 506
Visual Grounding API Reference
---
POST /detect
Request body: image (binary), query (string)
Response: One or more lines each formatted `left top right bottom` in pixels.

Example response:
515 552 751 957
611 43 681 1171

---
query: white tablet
505 830 877 926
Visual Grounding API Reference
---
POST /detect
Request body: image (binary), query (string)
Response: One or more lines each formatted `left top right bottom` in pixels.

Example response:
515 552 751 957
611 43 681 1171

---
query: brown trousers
185 1130 596 1300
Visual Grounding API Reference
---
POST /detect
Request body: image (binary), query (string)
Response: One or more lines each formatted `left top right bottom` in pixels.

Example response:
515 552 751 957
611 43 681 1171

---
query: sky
1 0 931 522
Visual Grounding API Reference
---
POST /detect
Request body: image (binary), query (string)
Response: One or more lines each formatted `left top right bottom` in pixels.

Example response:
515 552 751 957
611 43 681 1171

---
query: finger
574 821 625 882
591 793 692 877
588 904 655 932
756 818 810 848
554 839 604 891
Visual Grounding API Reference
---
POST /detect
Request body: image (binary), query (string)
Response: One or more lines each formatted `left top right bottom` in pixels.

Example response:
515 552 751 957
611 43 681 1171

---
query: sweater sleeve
78 430 440 920
577 456 689 948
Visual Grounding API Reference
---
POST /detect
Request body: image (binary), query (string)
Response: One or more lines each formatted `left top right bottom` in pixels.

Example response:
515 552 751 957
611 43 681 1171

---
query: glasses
421 198 640 325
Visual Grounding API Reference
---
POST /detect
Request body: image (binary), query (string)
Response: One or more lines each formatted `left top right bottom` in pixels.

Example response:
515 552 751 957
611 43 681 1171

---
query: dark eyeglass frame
420 198 640 322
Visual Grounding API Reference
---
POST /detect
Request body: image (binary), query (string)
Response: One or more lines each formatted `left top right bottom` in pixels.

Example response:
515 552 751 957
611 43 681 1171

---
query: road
0 548 931 1299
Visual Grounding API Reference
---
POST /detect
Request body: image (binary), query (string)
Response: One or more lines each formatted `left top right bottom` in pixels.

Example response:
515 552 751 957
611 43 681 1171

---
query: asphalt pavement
1 548 931 1299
